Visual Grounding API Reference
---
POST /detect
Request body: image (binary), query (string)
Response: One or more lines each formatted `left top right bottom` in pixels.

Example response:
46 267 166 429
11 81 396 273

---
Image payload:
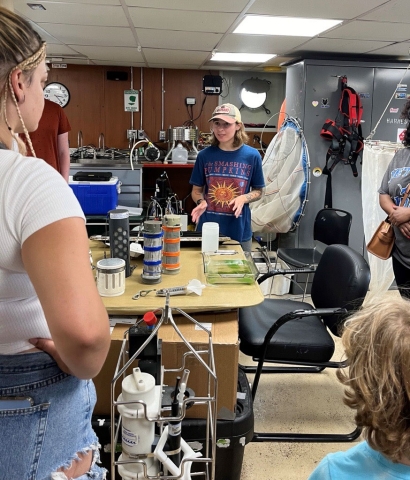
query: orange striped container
162 221 181 274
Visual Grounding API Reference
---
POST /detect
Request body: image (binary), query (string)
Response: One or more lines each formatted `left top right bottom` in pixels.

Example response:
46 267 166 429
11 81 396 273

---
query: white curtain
362 141 403 300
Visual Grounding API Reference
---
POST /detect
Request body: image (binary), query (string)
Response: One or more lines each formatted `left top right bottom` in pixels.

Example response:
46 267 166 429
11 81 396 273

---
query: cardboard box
158 310 239 420
93 310 239 421
93 324 128 417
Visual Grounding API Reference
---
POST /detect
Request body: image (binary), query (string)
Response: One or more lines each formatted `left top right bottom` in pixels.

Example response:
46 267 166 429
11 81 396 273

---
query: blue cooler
69 176 120 215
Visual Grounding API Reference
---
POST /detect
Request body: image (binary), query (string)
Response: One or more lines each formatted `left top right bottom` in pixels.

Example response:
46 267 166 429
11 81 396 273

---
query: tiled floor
239 289 400 479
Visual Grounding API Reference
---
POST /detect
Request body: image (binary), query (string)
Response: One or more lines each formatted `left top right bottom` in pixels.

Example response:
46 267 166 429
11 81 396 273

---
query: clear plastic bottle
171 143 188 164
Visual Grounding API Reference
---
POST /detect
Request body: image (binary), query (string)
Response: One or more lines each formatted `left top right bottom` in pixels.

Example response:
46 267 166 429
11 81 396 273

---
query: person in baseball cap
189 102 265 252
209 103 242 124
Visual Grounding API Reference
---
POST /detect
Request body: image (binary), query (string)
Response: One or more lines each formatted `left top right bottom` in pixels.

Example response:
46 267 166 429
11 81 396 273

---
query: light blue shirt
308 442 410 479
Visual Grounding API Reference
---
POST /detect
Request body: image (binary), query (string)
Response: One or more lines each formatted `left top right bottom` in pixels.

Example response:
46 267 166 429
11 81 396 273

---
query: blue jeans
0 351 106 480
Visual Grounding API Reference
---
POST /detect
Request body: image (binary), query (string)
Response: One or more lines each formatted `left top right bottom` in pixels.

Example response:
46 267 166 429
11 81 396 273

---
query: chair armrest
290 307 347 319
257 266 316 285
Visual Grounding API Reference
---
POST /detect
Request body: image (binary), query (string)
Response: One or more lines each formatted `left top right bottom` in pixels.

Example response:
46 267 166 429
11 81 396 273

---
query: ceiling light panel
234 16 342 37
246 0 387 20
211 53 276 63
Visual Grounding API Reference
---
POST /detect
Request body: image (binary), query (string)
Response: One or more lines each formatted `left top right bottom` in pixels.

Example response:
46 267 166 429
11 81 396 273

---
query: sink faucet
98 133 105 152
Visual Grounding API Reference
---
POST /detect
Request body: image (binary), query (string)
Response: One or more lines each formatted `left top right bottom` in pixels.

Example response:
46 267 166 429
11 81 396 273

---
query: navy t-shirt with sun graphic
190 144 265 242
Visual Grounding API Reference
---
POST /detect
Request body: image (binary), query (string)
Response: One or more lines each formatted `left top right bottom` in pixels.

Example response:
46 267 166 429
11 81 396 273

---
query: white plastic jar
171 143 188 164
96 257 126 296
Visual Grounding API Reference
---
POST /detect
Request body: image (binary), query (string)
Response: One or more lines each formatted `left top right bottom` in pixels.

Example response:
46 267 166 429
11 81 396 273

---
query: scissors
132 289 156 300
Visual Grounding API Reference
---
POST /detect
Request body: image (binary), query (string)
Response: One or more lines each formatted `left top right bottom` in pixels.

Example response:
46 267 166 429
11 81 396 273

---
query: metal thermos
141 220 163 284
109 209 131 277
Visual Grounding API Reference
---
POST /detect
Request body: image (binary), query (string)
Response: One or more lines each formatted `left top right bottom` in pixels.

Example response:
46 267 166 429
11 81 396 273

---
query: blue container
69 176 119 215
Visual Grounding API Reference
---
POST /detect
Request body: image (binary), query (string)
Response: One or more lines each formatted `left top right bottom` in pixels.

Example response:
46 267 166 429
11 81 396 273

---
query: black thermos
108 208 131 277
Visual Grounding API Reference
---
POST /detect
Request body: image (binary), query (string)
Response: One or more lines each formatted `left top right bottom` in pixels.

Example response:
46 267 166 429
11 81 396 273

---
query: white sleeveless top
0 149 85 354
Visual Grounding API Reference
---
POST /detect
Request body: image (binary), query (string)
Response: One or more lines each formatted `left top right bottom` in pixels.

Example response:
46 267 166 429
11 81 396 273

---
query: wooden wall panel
141 68 163 143
47 65 219 150
103 66 137 149
47 65 104 148
164 69 218 133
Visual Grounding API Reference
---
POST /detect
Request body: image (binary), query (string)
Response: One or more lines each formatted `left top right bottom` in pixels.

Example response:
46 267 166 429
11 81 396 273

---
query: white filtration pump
117 366 202 479
117 368 162 478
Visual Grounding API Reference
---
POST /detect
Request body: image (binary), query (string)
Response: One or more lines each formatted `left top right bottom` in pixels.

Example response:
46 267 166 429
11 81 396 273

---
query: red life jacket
320 76 364 208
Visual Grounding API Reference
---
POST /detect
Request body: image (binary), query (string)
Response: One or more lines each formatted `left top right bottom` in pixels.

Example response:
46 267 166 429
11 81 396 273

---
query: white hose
129 139 148 170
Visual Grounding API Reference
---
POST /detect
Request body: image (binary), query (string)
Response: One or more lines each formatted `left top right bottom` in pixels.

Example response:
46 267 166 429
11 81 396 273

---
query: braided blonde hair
0 7 46 156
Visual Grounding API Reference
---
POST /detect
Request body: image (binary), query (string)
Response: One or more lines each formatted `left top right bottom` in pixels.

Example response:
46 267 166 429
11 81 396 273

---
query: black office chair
239 244 370 443
276 208 352 295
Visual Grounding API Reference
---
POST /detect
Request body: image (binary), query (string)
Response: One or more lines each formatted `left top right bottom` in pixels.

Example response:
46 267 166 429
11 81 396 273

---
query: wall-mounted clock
44 82 70 108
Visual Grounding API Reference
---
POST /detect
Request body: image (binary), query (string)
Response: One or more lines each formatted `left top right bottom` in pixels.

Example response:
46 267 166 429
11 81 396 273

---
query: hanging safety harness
320 76 364 208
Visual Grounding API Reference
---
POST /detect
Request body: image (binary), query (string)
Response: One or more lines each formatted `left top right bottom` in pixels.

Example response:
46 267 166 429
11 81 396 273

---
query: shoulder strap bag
367 185 410 260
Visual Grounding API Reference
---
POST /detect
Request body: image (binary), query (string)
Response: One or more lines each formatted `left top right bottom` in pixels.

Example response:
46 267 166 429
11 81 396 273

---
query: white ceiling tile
46 44 82 56
360 0 410 23
323 20 410 42
15 3 128 26
29 22 61 44
366 42 410 56
147 63 205 69
70 45 144 63
247 0 389 20
137 29 222 50
91 60 146 67
125 0 247 11
299 37 393 54
219 34 308 55
37 23 137 47
56 59 96 65
128 7 238 33
15 0 121 5
263 56 296 67
143 49 209 64
10 0 410 69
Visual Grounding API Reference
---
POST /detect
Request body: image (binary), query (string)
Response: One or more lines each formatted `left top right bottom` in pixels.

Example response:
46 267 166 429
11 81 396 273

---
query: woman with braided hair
0 7 110 479
379 99 410 298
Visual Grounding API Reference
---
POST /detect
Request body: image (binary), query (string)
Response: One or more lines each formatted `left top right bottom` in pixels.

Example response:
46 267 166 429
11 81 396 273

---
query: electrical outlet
137 130 145 139
127 129 138 140
159 130 166 141
185 97 196 105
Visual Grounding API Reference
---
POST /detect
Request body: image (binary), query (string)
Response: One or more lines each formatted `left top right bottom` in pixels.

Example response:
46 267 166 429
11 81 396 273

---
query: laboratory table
90 240 264 315
91 240 264 418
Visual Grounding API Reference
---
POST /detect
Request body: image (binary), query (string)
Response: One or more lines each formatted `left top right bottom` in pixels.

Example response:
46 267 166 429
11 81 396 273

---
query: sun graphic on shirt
208 181 240 207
